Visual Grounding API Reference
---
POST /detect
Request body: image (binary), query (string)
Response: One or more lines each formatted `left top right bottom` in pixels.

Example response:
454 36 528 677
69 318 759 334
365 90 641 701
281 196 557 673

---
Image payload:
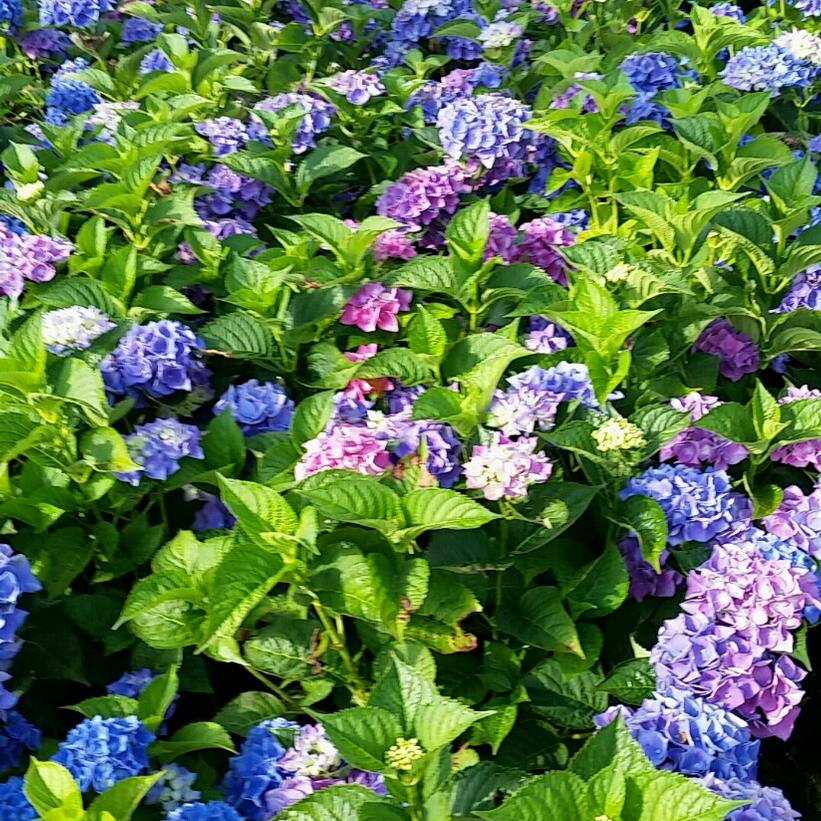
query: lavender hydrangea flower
53 716 154 792
115 418 204 486
659 393 749 470
214 379 295 435
372 229 416 261
167 802 243 821
764 485 821 558
774 264 821 312
278 724 341 777
184 163 273 221
700 774 800 820
0 712 41 771
41 306 115 355
101 320 211 401
524 316 574 354
720 45 815 94
121 16 163 43
597 691 760 780
693 319 760 381
770 385 821 469
382 416 462 486
340 283 412 332
515 216 576 285
40 0 114 28
0 777 35 821
376 161 472 230
17 27 71 58
195 117 248 156
0 225 72 298
477 20 522 48
618 537 683 601
251 94 335 153
708 2 746 20
463 433 552 500
620 464 752 546
139 48 173 73
86 101 140 143
146 763 201 812
620 51 684 93
295 423 392 480
327 70 385 104
262 775 314 815
485 211 517 261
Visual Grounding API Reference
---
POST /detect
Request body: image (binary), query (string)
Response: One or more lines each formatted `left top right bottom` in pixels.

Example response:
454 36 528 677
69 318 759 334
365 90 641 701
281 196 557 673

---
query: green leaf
401 488 497 536
292 391 335 444
152 721 236 762
600 658 656 705
134 285 205 315
86 773 162 821
296 144 366 192
475 771 589 820
321 706 403 771
587 766 626 820
37 277 125 316
566 544 629 619
570 716 653 779
631 405 690 456
447 199 490 272
214 691 285 736
626 769 745 821
200 313 274 357
243 616 317 678
388 256 456 293
615 494 668 571
300 476 402 528
24 760 83 818
750 380 784 441
217 475 297 542
54 358 110 427
277 785 396 820
66 695 139 719
100 245 137 299
407 305 447 359
81 427 141 473
137 666 178 732
523 659 606 728
496 587 582 656
355 348 433 385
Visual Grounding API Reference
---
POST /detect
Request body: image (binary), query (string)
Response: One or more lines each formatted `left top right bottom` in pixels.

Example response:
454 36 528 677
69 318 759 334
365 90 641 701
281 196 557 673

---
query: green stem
313 600 368 702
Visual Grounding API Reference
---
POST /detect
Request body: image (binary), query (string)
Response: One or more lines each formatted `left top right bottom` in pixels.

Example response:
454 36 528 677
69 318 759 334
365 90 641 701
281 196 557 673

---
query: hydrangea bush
0 0 819 818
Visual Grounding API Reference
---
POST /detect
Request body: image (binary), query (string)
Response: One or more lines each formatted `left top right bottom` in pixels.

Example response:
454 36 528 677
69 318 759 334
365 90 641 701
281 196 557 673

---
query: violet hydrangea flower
770 385 821 469
693 318 760 381
195 117 248 156
700 774 800 820
764 484 821 558
340 283 412 332
524 316 574 354
115 418 204 486
214 379 295 435
381 415 462 486
618 537 683 601
515 217 576 285
485 212 518 261
463 433 552 500
372 229 416 261
0 225 73 298
40 0 114 28
250 94 335 153
327 70 385 104
18 27 70 58
53 716 154 792
773 263 821 312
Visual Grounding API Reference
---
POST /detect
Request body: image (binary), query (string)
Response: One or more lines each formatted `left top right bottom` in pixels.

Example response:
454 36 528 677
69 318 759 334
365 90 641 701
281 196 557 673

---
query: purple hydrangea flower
700 774 800 820
774 264 821 312
620 51 684 93
620 464 752 546
376 161 472 230
214 379 295 435
659 393 749 470
597 690 760 780
251 94 336 153
720 45 815 94
463 433 552 500
515 217 576 285
770 385 821 469
372 229 416 261
0 225 73 297
327 70 385 104
115 418 204 486
764 485 821 559
40 0 114 28
485 212 518 261
524 316 574 354
195 117 248 156
121 16 163 43
53 716 154 792
167 802 243 821
382 416 462 486
0 712 41 771
618 537 683 601
340 282 412 332
223 718 298 820
387 383 428 414
187 163 273 222
42 306 115 355
192 493 236 531
295 423 392 480
693 319 760 381
278 724 341 777
708 1 746 19
17 27 70 58
101 320 211 401
0 776 35 821
139 48 173 73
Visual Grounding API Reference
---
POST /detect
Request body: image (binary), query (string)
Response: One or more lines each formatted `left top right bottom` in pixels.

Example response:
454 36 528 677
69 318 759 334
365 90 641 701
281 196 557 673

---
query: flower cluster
115 418 204 486
214 379 295 435
251 93 336 153
618 538 683 602
720 44 816 94
774 263 821 312
523 316 574 353
341 282 413 332
693 319 760 381
41 305 115 355
0 225 73 299
327 70 386 104
463 433 552 500
700 774 801 820
770 385 821 469
764 484 821 558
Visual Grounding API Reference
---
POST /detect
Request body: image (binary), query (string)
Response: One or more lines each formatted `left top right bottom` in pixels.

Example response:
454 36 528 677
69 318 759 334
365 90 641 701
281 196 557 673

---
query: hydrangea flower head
0 776 35 821
115 419 204 486
340 283 412 332
0 225 73 298
18 27 70 58
515 217 576 285
463 433 552 500
620 464 751 545
693 319 760 381
593 418 646 451
40 0 114 28
720 45 815 94
53 716 154 792
295 423 393 480
485 212 518 261
764 485 821 559
708 2 746 20
774 264 821 312
121 16 162 43
45 77 100 125
327 70 385 104
278 724 341 777
372 229 416 261
251 94 335 153
166 801 243 821
477 20 522 48
195 117 248 156
700 774 800 821
0 712 41 771
42 306 115 355
139 48 173 74
775 29 821 65
146 763 201 812
619 538 683 601
770 386 821 469
524 316 573 353
621 51 683 93
382 416 462 486
214 379 295 435
101 320 211 401
106 668 153 698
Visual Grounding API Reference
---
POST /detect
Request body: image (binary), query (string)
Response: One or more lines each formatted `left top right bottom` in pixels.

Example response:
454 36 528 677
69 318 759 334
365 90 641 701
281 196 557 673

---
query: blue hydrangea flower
121 16 163 43
774 264 821 312
0 544 41 678
213 379 295 435
40 0 114 27
42 306 115 355
621 51 684 93
250 94 336 154
709 2 746 20
101 320 211 402
18 27 71 58
115 419 205 486
620 464 752 546
787 0 821 15
45 78 100 125
106 668 154 698
701 774 800 820
327 70 385 105
146 763 201 812
607 691 760 780
0 777 35 820
0 712 41 771
0 0 20 29
720 45 815 94
139 48 173 74
223 718 299 820
53 716 154 793
385 418 462 487
0 216 28 236
191 493 236 531
166 801 243 821
195 117 248 156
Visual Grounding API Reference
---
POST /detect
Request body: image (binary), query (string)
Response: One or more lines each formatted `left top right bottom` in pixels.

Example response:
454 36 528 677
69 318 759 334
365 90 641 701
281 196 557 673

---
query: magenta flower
340 283 412 333
295 423 392 480
372 230 416 261
514 217 576 285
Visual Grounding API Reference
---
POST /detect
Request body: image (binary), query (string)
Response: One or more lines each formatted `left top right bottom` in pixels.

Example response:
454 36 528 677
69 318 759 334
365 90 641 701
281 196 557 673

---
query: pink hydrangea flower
372 230 416 261
294 423 392 480
340 283 412 332
463 433 552 500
